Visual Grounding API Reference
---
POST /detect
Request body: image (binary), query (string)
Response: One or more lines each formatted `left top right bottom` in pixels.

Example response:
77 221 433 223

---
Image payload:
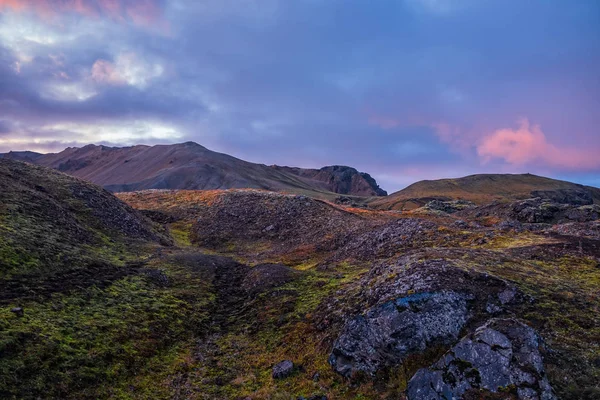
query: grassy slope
370 173 600 210
0 160 191 399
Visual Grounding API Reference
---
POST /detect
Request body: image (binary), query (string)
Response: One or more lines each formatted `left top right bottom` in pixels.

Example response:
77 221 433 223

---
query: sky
0 0 598 192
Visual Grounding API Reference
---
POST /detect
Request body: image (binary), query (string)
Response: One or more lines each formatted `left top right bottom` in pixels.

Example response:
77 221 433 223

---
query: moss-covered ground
2 179 600 399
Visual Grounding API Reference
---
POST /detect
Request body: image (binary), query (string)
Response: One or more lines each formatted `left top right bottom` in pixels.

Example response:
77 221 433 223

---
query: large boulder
328 260 521 378
407 318 556 400
329 291 471 378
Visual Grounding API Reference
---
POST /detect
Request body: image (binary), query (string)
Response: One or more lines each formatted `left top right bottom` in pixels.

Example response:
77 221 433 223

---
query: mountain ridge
0 142 387 197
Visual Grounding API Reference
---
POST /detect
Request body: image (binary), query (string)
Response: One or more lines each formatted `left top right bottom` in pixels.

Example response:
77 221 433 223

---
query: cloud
477 119 600 170
91 53 163 88
0 0 166 29
1 0 599 191
0 119 13 133
0 119 184 153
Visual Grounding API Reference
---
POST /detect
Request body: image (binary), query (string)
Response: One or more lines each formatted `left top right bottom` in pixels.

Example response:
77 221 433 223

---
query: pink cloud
0 0 167 30
0 0 24 11
366 110 600 172
91 59 124 85
477 119 600 170
90 53 164 88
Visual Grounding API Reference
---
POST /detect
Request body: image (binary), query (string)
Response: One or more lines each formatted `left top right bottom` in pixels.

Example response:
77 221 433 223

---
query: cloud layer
0 0 164 27
0 0 598 191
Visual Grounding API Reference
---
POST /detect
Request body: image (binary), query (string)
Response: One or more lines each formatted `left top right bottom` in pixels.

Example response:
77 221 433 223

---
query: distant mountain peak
2 142 387 197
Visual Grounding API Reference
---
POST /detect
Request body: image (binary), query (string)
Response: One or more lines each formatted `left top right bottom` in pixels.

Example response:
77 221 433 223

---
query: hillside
1 142 386 197
370 173 600 210
0 159 169 294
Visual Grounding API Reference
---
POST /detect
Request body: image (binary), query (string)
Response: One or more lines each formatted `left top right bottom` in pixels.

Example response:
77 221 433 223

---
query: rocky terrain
1 160 599 399
0 142 386 197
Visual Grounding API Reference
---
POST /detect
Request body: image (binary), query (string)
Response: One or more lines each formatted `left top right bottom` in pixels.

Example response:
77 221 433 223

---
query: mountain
369 173 600 210
1 142 386 196
0 150 44 163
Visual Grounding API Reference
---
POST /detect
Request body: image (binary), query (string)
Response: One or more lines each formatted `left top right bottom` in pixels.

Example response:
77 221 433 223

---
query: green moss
169 221 193 247
0 258 216 399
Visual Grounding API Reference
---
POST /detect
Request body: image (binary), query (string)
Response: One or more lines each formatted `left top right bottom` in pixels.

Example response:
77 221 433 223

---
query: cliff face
272 165 387 196
308 166 388 196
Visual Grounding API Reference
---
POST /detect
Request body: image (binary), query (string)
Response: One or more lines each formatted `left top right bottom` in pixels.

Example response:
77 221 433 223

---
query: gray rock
498 286 517 304
326 260 522 380
329 291 471 378
272 360 294 379
407 318 556 400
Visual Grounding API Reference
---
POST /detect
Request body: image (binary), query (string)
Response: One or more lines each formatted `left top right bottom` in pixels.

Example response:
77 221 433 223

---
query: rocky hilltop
273 165 387 196
1 161 599 399
1 142 386 197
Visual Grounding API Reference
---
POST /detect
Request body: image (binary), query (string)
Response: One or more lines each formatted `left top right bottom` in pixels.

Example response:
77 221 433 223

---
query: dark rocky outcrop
407 318 556 400
531 188 593 206
463 198 600 225
329 291 472 378
422 199 476 214
276 165 387 197
328 260 521 378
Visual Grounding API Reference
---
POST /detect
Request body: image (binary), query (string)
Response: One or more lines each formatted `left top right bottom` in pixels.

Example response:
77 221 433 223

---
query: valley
1 158 599 399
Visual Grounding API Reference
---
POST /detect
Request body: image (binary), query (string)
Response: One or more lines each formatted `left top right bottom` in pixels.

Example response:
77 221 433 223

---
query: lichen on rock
407 318 557 400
